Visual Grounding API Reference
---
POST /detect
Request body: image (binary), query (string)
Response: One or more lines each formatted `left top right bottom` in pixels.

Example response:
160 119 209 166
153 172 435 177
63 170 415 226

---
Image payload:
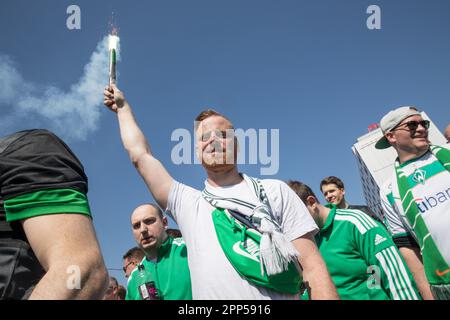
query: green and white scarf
393 145 450 298
202 174 300 276
208 207 302 294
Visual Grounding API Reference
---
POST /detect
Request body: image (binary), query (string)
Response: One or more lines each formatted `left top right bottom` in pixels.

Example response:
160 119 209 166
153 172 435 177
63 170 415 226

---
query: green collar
156 236 173 260
144 237 174 262
145 236 173 262
321 204 337 232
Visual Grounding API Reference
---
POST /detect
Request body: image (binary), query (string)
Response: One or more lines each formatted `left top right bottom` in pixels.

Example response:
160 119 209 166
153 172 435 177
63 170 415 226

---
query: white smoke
0 36 118 141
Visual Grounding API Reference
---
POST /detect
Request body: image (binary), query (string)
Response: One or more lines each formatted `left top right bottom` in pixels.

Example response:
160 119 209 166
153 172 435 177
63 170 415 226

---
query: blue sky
1 0 449 286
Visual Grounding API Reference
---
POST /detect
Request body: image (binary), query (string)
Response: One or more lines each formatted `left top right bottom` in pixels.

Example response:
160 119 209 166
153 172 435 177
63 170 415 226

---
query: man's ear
306 195 317 207
385 132 396 145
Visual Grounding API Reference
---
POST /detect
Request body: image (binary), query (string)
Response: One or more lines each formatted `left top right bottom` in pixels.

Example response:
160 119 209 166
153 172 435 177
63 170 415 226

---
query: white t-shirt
167 178 318 300
380 147 450 264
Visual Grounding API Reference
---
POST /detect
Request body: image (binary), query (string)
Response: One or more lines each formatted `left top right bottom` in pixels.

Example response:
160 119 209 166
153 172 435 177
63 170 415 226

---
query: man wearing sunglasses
122 247 144 279
104 85 338 300
377 106 450 300
103 277 120 300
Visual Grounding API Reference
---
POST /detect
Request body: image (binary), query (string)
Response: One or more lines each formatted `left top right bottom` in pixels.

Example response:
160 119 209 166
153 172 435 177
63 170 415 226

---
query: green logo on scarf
412 169 426 185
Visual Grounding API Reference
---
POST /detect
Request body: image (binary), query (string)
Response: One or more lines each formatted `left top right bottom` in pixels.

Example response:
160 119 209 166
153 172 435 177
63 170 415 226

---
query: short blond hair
194 109 234 131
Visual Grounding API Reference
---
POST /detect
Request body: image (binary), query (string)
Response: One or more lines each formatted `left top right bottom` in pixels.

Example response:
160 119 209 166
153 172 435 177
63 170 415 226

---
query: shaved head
131 203 163 220
130 203 168 256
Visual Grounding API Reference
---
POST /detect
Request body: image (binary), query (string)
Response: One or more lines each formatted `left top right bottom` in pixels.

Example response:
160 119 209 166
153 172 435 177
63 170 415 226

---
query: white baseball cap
375 106 421 149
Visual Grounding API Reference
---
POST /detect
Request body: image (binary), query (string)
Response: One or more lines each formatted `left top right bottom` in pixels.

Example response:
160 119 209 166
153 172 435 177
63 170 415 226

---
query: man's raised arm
104 85 173 209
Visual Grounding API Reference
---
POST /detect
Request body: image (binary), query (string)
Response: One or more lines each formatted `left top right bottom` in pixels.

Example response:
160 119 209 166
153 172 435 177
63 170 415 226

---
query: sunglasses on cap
393 120 430 132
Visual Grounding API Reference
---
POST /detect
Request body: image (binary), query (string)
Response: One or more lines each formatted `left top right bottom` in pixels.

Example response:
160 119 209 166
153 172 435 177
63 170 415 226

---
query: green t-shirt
306 205 420 300
126 237 192 300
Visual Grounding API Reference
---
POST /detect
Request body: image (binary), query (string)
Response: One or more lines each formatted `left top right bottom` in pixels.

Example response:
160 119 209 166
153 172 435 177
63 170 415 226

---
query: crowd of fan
1 85 449 300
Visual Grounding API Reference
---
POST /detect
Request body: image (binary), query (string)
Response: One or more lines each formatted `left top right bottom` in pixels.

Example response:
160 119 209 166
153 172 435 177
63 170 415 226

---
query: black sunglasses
200 129 235 142
394 120 430 132
123 261 136 273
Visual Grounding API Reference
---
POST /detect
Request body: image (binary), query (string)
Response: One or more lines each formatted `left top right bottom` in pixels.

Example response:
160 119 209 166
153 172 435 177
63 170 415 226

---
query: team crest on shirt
412 169 426 185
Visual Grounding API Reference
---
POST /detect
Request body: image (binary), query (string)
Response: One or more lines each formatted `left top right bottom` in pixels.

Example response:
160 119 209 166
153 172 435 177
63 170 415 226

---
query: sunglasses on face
200 130 235 142
123 261 136 273
394 120 430 132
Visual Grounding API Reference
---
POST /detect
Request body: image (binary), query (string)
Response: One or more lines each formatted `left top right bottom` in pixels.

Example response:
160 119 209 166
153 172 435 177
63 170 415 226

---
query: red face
103 278 119 300
195 116 237 170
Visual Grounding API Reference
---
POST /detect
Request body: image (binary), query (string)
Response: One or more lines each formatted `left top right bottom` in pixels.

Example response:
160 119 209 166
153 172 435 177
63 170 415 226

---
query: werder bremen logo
413 169 426 185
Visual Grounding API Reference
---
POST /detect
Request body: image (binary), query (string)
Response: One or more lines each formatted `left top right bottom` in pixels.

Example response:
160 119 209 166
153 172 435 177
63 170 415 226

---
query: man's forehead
196 116 233 131
322 184 339 190
131 206 159 222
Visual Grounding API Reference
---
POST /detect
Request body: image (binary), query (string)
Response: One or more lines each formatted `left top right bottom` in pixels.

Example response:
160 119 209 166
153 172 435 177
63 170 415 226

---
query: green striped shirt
314 205 420 300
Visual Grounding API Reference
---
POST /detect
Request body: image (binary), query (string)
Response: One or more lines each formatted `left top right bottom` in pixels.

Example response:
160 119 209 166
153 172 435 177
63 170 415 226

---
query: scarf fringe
259 218 299 276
